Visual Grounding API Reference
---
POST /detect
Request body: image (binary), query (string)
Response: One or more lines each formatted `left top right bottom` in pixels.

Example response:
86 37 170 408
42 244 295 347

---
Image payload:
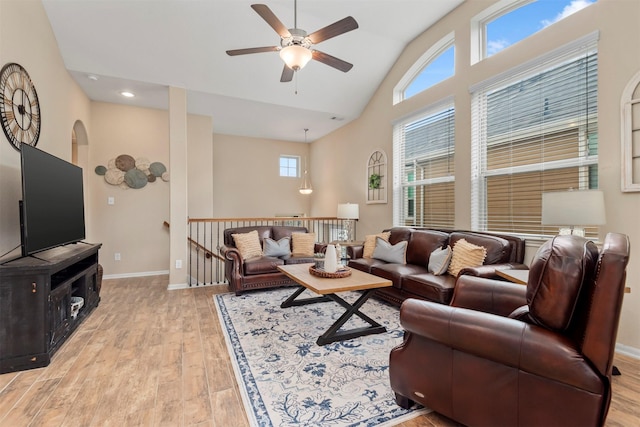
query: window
394 33 455 104
279 155 299 177
471 33 598 238
405 46 455 99
394 100 455 228
472 0 597 63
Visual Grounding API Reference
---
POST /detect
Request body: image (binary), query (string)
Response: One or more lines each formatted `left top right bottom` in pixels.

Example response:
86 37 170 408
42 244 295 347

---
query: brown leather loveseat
220 225 324 295
348 227 526 306
389 233 630 426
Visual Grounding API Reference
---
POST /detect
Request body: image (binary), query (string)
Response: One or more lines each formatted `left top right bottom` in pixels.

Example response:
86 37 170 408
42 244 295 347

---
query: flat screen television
20 144 86 257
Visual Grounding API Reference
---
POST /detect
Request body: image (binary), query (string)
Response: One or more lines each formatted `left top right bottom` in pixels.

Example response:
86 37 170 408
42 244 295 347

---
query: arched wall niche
621 69 640 192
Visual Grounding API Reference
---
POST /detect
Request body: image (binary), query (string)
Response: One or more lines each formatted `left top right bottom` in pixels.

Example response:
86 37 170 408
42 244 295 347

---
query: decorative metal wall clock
0 63 41 151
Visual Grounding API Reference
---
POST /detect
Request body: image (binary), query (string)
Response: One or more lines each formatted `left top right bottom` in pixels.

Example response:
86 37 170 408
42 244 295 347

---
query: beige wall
0 0 91 256
312 0 640 350
88 102 170 275
211 133 311 217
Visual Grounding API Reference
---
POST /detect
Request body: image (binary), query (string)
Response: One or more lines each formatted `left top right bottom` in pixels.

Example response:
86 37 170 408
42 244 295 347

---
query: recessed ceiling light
87 74 99 81
120 91 135 98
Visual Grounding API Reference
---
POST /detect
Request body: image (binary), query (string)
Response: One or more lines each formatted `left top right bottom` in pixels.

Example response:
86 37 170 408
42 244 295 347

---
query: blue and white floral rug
214 287 429 427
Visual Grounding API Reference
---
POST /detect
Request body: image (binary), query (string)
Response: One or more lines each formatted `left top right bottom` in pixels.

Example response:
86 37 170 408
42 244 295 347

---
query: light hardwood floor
0 275 638 426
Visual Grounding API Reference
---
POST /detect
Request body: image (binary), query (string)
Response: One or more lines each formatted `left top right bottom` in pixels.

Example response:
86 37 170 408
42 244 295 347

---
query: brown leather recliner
389 233 630 427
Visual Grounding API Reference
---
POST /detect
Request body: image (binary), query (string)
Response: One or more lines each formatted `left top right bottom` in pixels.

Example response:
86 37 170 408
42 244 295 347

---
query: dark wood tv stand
0 242 101 374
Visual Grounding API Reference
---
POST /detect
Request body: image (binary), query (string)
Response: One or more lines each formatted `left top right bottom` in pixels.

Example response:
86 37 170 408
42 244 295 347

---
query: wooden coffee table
277 263 392 345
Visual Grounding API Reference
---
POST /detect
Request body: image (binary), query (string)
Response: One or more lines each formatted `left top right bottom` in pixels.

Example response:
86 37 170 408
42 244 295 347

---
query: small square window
279 155 299 177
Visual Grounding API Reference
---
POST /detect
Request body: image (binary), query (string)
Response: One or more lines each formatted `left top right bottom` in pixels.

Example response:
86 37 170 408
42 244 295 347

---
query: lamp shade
542 190 606 226
279 45 312 71
337 203 359 220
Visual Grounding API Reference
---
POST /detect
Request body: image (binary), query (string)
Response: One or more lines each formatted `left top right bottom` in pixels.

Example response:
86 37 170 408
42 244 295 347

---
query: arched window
393 33 455 104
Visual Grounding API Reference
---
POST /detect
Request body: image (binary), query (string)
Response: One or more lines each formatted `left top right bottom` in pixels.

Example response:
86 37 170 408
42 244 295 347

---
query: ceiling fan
226 1 359 82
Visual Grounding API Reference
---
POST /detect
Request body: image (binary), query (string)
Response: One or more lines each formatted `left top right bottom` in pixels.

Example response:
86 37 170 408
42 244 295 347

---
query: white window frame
279 155 300 178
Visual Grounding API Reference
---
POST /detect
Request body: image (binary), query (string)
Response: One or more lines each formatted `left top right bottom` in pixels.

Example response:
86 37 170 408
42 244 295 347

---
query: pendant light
299 128 313 195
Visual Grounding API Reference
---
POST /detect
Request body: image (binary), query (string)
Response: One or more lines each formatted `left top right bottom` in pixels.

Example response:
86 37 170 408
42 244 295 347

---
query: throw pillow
232 230 263 260
448 239 487 277
372 237 408 264
363 232 391 258
291 232 316 256
263 237 291 257
428 245 453 275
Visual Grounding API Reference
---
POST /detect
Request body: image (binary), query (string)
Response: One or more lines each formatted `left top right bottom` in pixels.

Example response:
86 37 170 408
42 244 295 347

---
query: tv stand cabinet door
0 275 47 373
49 282 71 350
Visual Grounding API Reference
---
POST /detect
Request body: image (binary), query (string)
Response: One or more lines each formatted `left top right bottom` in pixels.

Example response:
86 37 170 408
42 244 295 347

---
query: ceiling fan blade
251 4 291 38
226 46 279 56
280 65 294 82
307 16 358 44
312 50 353 73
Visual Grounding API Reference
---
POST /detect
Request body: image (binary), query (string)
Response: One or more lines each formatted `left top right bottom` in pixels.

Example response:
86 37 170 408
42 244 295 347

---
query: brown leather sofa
220 225 324 295
389 233 630 426
348 227 526 306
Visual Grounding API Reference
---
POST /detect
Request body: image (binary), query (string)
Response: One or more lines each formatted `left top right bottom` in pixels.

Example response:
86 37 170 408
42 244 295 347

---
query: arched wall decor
621 69 640 192
367 149 387 204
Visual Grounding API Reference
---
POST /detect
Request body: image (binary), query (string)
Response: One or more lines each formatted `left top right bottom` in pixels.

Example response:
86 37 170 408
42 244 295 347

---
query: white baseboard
615 343 640 359
103 270 169 280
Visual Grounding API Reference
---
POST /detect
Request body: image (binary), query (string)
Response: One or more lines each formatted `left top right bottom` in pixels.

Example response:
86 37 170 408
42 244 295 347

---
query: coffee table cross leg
316 289 386 346
280 285 332 308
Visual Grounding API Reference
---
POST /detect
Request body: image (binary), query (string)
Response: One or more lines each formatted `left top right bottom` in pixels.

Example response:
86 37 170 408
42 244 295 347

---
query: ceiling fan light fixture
279 45 312 71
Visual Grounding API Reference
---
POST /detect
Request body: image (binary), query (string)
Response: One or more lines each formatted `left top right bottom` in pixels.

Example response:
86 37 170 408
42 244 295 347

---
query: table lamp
541 190 606 236
337 203 359 242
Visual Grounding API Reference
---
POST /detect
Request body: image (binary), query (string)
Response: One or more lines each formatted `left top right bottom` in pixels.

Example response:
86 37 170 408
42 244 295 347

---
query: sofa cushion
450 232 510 265
272 226 308 241
243 256 284 275
372 238 408 264
232 230 263 260
291 232 316 256
407 229 449 266
428 245 452 275
363 232 391 258
263 237 291 257
402 273 457 304
349 257 387 273
527 235 599 331
225 226 273 246
448 238 487 276
372 263 429 289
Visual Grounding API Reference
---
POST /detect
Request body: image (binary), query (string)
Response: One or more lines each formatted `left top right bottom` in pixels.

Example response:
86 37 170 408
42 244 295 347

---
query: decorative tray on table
308 266 352 278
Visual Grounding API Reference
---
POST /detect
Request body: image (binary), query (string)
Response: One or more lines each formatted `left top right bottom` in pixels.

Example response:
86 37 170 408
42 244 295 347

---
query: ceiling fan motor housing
281 28 312 50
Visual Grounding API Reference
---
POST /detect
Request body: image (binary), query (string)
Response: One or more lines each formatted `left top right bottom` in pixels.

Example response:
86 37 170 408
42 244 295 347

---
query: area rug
214 287 429 427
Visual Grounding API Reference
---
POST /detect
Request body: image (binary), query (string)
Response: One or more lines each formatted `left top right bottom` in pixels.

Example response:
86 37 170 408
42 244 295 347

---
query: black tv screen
20 144 86 256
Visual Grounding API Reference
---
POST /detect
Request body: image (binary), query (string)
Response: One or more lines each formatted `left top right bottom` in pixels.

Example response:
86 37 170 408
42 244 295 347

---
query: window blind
393 104 455 228
471 36 598 238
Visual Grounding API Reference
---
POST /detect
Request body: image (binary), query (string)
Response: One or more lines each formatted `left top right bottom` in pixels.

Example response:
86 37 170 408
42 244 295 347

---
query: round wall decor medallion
0 63 41 151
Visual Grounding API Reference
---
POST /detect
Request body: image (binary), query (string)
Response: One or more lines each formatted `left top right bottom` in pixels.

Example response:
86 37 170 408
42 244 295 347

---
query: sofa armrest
314 243 327 254
220 244 242 262
458 262 528 279
220 244 243 291
450 276 527 317
398 299 602 392
347 245 364 259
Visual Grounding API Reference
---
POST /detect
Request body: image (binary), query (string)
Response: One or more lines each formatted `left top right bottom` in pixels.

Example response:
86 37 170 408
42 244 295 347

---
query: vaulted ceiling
42 0 464 142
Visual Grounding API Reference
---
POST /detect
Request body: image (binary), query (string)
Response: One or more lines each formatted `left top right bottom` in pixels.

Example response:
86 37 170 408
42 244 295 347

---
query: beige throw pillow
363 232 391 258
448 239 487 277
232 230 263 260
291 232 316 256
